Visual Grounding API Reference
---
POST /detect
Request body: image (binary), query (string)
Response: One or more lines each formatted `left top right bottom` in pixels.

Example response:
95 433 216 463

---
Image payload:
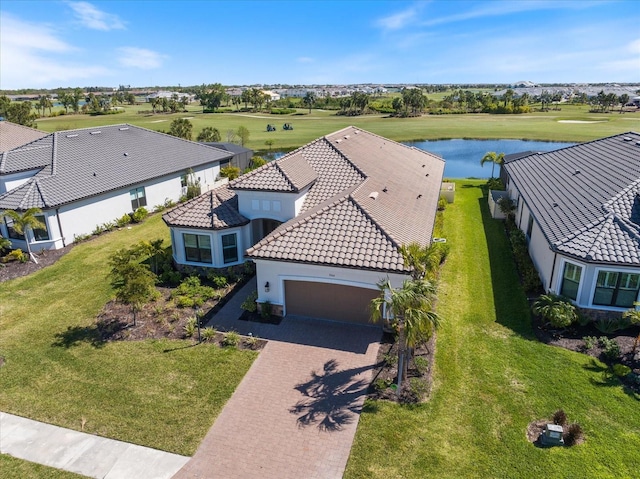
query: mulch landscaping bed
238 309 282 325
367 331 436 403
531 312 640 394
0 245 73 283
94 280 265 351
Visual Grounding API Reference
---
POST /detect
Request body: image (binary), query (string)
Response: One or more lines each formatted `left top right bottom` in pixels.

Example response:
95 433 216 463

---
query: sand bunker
557 120 607 124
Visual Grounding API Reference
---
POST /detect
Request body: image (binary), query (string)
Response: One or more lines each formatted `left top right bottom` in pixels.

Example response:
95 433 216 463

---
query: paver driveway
173 316 381 479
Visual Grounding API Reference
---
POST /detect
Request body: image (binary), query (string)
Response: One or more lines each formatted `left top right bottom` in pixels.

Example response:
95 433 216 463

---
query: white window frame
589 266 640 310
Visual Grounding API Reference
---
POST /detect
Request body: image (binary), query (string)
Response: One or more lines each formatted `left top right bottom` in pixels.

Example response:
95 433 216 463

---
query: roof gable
247 196 408 272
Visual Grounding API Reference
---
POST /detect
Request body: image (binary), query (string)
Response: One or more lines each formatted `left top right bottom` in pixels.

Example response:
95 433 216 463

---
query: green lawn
35 103 640 151
345 180 640 479
0 214 256 456
0 455 86 479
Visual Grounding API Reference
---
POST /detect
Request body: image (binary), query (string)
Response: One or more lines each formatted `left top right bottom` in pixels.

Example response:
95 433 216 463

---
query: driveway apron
173 316 381 479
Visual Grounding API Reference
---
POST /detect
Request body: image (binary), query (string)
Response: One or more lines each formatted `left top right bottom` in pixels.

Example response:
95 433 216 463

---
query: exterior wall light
264 282 270 292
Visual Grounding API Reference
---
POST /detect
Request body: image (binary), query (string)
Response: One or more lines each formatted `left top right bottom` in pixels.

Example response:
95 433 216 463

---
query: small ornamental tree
109 246 156 326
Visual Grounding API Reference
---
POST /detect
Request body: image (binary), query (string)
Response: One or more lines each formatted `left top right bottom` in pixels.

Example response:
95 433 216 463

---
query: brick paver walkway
173 316 381 479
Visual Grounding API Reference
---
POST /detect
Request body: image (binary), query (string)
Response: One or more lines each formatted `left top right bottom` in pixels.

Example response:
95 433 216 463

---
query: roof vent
335 139 342 143
417 194 423 199
369 191 379 200
636 141 640 146
425 173 429 177
574 169 580 175
93 172 96 177
552 202 558 207
124 153 129 157
624 137 632 142
90 131 101 135
354 130 360 134
382 186 388 193
119 127 129 131
344 135 350 140
66 134 78 138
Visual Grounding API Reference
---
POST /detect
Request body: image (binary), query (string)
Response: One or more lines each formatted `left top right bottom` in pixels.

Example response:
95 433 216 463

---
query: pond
405 139 576 178
263 139 576 179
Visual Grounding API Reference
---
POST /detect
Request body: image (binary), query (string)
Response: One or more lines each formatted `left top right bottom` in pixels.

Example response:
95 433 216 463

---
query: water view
405 139 576 179
265 139 576 178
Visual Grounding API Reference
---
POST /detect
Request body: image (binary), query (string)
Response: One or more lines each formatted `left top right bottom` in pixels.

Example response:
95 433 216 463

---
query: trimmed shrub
202 327 217 341
241 290 258 312
612 363 631 377
553 409 567 426
222 331 241 348
131 207 148 223
563 423 584 446
533 293 578 328
116 213 132 227
599 337 621 360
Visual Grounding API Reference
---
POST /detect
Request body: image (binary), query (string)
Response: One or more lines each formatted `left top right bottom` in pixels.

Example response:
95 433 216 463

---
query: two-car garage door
284 280 379 325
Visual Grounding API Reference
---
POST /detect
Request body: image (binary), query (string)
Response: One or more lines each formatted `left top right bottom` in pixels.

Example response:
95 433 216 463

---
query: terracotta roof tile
247 196 408 272
245 127 445 271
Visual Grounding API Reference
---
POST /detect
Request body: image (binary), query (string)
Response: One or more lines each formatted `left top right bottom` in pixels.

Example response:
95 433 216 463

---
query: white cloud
0 13 111 88
117 47 166 70
627 38 640 54
67 1 125 31
375 4 422 31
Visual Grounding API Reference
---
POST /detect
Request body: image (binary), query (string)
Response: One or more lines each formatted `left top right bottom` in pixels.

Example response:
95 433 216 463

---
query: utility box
540 424 564 446
440 182 455 203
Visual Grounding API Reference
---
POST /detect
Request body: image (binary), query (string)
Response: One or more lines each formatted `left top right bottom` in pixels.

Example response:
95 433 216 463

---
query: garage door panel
285 281 378 325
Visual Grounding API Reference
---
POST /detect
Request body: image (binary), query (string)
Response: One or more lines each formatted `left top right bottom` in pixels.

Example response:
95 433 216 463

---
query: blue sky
1 1 638 89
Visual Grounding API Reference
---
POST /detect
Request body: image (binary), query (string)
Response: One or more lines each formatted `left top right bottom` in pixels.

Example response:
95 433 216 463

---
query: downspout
55 208 66 247
549 250 558 294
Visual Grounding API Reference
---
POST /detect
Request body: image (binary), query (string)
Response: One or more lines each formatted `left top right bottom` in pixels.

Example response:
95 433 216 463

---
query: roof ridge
0 151 6 173
323 137 368 179
349 193 401 250
51 132 58 176
274 161 298 192
602 177 640 213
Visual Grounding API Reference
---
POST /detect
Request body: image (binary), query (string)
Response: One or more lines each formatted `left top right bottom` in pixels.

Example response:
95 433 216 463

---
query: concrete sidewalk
0 412 189 479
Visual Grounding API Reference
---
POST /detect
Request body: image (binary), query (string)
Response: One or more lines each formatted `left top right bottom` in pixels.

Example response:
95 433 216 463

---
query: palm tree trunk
396 317 407 394
24 233 38 264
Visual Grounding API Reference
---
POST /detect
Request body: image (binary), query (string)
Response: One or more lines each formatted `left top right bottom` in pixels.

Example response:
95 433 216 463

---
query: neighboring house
0 121 48 152
145 91 194 102
504 132 640 312
164 126 445 325
201 143 253 172
0 124 242 252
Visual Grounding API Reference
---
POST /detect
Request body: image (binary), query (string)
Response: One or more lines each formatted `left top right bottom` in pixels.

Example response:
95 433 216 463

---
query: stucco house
163 126 445 324
0 124 242 252
504 131 640 312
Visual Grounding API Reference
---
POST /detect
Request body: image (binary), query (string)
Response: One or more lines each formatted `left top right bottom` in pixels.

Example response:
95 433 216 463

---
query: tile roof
247 195 407 272
245 126 445 272
0 121 48 153
229 151 317 192
0 124 233 210
505 132 640 265
162 185 249 230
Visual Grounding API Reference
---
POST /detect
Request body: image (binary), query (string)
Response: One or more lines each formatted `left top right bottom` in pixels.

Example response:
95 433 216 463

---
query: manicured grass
345 180 640 479
0 214 257 456
35 103 640 152
0 454 86 479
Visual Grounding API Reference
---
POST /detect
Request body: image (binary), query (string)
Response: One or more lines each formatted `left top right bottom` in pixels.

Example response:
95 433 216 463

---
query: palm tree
399 242 441 281
370 278 441 391
480 151 505 178
302 91 316 114
3 208 45 263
